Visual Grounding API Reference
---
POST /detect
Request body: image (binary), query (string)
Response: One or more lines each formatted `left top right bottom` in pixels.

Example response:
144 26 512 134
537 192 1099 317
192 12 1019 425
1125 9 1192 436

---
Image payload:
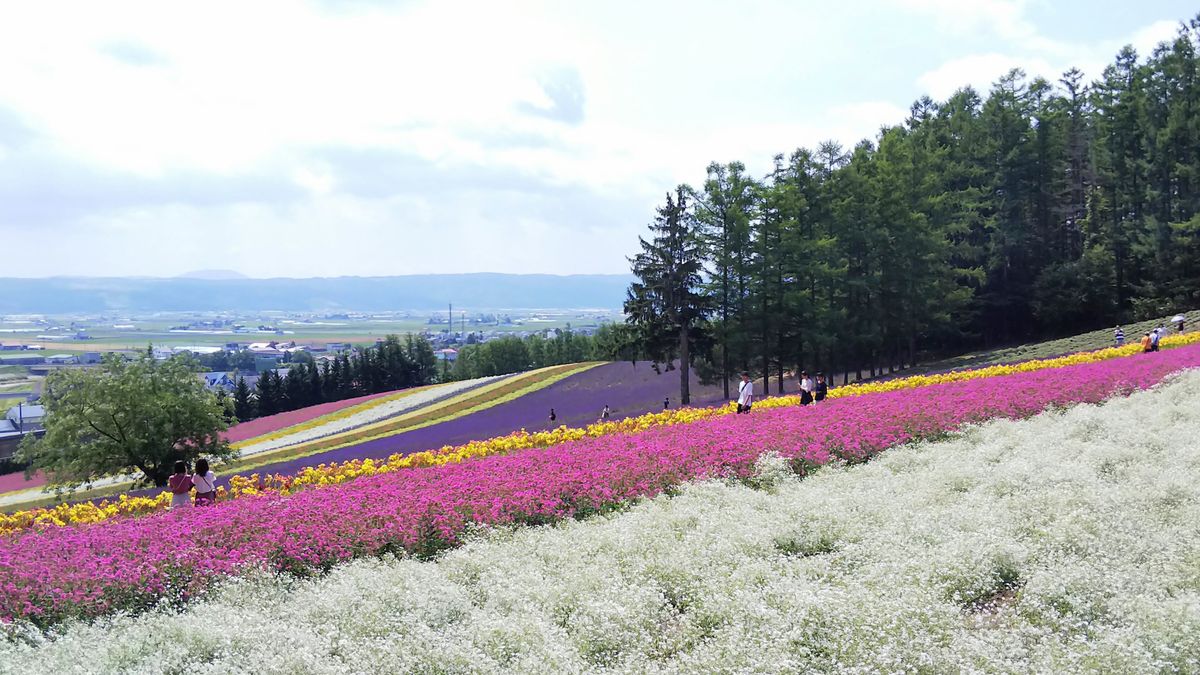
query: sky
0 0 1193 279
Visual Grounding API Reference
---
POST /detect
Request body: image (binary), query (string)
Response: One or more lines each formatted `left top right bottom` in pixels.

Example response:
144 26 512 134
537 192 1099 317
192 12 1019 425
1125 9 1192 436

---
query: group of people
737 370 826 414
1116 321 1183 353
167 459 219 509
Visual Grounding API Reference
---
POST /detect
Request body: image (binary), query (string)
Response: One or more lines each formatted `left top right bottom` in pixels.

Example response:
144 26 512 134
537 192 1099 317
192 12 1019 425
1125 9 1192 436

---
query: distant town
0 308 620 462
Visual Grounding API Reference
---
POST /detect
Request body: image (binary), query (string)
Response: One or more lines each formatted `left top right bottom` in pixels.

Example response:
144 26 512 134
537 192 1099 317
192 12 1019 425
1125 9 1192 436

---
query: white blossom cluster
236 374 512 457
5 373 1200 674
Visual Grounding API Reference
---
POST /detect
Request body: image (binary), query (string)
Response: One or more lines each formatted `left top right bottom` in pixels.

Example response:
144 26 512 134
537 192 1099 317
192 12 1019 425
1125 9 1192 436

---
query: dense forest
626 19 1200 401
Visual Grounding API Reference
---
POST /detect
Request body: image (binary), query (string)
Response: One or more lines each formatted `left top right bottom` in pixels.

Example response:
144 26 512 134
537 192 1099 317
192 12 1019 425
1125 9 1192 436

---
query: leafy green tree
19 352 235 488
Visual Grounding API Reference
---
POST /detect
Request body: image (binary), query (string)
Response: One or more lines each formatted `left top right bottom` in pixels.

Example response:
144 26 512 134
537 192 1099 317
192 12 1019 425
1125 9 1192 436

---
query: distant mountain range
0 274 633 313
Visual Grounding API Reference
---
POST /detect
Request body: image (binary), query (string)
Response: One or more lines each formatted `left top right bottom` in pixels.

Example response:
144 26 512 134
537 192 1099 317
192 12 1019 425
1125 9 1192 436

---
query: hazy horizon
0 0 1193 279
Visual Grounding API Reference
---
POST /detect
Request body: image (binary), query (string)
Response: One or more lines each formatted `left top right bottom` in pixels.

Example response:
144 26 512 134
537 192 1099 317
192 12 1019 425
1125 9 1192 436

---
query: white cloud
0 1 1192 278
1128 19 1183 57
917 53 1059 98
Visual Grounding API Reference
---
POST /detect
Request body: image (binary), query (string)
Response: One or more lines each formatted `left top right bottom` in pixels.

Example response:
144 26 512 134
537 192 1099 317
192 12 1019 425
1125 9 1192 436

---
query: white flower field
5 373 1200 673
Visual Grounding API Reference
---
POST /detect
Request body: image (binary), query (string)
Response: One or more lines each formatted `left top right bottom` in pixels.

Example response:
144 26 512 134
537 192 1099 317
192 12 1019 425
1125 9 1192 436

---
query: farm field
3 355 1199 671
0 309 615 354
0 365 595 508
0 360 722 507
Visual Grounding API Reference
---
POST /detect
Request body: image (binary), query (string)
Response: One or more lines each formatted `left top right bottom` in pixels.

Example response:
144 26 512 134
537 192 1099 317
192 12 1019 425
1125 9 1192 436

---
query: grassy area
910 309 1200 375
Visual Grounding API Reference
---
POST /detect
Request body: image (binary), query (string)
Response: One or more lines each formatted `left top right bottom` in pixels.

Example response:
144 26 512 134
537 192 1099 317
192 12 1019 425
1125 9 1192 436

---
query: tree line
447 324 643 380
627 19 1200 403
231 334 438 421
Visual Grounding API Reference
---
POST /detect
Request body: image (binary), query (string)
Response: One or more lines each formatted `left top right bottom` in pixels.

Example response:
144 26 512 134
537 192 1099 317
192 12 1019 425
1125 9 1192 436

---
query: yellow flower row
0 488 227 536
6 332 1197 534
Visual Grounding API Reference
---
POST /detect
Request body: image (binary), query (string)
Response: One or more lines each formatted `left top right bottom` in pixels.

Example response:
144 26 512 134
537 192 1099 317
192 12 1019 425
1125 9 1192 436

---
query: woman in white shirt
192 458 218 507
799 371 814 406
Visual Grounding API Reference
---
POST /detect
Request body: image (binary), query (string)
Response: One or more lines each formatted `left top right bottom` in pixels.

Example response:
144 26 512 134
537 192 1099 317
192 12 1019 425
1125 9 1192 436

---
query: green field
907 309 1200 375
0 310 611 354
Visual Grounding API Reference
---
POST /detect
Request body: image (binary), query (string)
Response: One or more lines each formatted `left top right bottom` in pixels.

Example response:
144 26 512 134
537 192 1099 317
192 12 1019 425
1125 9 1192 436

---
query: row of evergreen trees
231 334 438 420
628 20 1200 402
448 325 642 380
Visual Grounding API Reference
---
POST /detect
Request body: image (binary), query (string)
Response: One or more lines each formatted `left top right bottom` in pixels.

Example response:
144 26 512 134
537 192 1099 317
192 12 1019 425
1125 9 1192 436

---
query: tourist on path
736 372 754 414
549 408 557 424
192 458 218 507
1151 326 1163 352
1141 333 1153 353
1114 326 1124 347
664 397 670 410
799 371 814 406
600 404 611 421
814 373 828 402
168 461 193 510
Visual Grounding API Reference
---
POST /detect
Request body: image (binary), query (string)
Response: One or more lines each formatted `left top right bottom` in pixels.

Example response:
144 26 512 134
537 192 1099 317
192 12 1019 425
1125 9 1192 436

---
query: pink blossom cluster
3 346 1199 626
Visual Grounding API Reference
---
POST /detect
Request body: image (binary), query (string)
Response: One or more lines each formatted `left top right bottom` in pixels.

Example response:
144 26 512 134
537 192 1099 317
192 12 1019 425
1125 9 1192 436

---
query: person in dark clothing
601 404 611 420
664 397 670 410
549 408 557 424
814 373 828 402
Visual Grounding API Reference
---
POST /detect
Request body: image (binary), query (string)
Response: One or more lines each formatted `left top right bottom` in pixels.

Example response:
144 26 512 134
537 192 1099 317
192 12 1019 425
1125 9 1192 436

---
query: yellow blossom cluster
0 488 227 536
7 331 1199 533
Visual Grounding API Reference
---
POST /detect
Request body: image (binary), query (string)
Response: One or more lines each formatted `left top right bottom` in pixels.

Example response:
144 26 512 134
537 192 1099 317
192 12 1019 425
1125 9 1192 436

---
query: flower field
2 344 1199 626
5 364 1200 671
3 333 1200 534
222 387 415 444
229 375 508 456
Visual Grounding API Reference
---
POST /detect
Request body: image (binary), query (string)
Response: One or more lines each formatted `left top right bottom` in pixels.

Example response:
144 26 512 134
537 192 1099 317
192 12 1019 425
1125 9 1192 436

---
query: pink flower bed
222 389 400 443
3 346 1199 626
0 470 45 495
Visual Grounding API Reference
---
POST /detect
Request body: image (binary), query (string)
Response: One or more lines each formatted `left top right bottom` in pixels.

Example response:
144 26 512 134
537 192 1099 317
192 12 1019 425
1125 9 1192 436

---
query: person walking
600 404 611 421
814 373 828 402
1141 333 1153 353
663 397 670 410
736 372 754 414
168 461 193 510
192 458 218 507
1151 326 1163 352
799 371 814 406
549 408 557 424
1114 326 1125 347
